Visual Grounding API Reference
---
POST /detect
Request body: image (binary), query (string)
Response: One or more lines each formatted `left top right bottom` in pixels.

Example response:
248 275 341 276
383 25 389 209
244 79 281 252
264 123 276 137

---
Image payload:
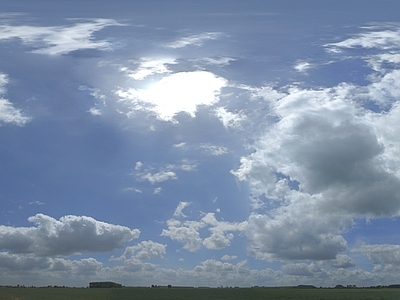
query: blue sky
1 0 400 287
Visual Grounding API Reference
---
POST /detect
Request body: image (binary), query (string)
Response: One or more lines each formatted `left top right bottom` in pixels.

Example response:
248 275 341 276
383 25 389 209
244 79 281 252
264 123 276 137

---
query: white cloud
293 61 313 73
282 262 321 276
162 205 247 252
232 25 400 263
124 58 177 80
153 187 162 194
173 202 190 218
201 213 247 250
161 219 203 252
0 214 140 256
140 171 177 184
0 18 123 55
326 26 400 52
215 107 247 130
0 73 30 126
123 240 166 261
0 99 30 126
135 161 143 171
87 106 102 116
117 71 227 122
133 161 196 186
163 32 222 49
221 255 238 261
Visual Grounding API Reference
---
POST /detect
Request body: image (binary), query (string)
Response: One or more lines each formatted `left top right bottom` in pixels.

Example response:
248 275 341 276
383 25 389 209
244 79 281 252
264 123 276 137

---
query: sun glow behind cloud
117 71 227 122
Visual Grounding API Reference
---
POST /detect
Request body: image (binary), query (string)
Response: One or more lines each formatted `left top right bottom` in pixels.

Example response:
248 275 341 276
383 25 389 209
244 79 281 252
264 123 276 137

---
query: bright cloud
117 71 227 122
124 58 177 80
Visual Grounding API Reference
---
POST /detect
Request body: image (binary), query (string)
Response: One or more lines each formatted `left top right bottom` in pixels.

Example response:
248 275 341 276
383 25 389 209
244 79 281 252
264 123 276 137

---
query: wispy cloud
163 32 222 49
0 18 124 55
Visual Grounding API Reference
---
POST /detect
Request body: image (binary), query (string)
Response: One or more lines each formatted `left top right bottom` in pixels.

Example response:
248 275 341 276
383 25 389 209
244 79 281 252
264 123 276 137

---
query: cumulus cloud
282 262 321 277
0 18 123 55
123 241 166 261
330 254 356 268
233 24 400 263
161 219 203 252
162 204 247 252
0 73 30 126
0 214 140 256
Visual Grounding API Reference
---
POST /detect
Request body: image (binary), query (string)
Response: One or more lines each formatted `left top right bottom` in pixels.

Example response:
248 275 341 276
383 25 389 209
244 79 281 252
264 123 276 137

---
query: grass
0 287 400 300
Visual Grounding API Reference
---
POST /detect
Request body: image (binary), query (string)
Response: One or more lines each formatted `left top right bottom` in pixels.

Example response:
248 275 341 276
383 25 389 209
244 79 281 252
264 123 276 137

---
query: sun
136 71 227 121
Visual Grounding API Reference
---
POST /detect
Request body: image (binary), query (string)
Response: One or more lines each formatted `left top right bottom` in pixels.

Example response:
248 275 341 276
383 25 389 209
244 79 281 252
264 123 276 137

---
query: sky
1 0 400 288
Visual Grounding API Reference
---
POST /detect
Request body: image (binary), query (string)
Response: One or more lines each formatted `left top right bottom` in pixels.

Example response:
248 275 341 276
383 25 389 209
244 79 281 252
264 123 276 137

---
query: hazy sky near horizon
1 0 400 287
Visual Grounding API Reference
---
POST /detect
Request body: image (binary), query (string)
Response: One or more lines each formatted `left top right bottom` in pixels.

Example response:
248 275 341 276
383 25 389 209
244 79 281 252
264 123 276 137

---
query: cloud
200 144 228 156
116 71 227 122
140 171 177 184
163 32 222 49
354 244 400 266
190 56 236 67
282 262 321 276
134 161 197 186
173 202 190 218
221 255 238 261
124 58 177 80
325 25 400 52
153 187 162 194
161 219 203 252
232 25 400 262
123 241 166 261
201 213 247 250
162 205 247 252
293 61 313 73
215 107 247 130
0 253 51 271
329 254 356 269
246 207 348 261
0 73 30 126
0 18 123 55
0 214 140 256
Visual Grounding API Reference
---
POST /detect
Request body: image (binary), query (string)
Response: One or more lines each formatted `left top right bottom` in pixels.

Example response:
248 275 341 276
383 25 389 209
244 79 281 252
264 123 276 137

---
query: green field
0 287 399 300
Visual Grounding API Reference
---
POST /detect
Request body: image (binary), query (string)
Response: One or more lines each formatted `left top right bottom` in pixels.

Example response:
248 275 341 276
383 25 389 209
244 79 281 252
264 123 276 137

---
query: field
0 287 400 300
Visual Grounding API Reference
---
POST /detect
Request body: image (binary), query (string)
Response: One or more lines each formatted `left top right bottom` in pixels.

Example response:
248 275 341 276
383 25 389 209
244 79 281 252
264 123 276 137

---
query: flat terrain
0 287 400 300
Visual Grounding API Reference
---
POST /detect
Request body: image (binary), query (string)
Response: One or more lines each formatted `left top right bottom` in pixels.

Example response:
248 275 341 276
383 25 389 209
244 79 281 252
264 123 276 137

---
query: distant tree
168 285 172 289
